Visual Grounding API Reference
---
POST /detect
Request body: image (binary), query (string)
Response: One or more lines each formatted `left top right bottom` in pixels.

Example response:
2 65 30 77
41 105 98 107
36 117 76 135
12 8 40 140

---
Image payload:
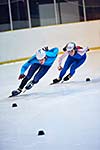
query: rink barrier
0 46 100 65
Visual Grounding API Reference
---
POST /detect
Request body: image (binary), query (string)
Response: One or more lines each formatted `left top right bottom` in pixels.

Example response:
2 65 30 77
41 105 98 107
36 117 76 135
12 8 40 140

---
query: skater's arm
46 47 59 58
20 55 35 74
77 46 89 55
58 52 67 66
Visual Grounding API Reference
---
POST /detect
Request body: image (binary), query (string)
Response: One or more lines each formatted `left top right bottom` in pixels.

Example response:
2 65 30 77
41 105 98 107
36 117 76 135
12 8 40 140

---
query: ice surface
0 50 100 150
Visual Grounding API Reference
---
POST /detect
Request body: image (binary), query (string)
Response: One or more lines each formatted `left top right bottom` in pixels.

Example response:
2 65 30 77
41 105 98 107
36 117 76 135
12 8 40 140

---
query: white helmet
36 49 46 60
67 42 76 52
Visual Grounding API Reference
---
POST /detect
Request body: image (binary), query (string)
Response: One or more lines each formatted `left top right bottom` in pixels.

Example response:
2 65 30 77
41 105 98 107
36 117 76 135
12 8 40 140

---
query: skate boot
11 88 22 96
63 73 72 81
53 78 62 84
25 81 34 90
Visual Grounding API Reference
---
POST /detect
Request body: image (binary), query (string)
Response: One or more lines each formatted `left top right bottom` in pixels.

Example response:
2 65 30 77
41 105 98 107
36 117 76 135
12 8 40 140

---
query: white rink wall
0 20 100 63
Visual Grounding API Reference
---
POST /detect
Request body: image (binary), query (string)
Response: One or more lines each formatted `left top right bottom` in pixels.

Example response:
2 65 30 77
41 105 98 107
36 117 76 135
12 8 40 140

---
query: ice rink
0 50 100 150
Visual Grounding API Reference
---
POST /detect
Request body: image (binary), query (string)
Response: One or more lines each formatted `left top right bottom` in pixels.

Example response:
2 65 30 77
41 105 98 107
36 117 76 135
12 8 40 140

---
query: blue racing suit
19 47 59 89
59 53 86 79
58 46 88 79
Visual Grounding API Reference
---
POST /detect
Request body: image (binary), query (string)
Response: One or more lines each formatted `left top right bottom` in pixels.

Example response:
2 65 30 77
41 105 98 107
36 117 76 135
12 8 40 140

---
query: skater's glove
83 46 89 52
58 66 63 71
18 74 25 80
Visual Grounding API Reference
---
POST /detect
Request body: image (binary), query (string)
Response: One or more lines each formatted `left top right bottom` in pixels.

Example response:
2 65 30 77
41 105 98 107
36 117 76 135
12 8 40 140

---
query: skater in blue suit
52 42 89 84
11 47 59 96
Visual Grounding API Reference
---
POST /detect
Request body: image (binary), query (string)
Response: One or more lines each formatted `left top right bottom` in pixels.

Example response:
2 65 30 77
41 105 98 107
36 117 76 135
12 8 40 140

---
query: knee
70 68 75 76
32 79 39 84
23 76 29 82
26 75 32 80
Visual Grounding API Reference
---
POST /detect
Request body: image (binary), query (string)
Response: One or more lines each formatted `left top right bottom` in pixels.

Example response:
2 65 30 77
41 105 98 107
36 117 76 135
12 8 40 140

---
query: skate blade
8 95 13 98
50 81 64 85
8 95 16 98
50 82 59 85
23 89 27 93
50 82 56 85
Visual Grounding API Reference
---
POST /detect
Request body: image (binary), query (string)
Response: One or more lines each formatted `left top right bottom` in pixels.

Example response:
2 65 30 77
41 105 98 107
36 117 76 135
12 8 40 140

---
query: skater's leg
25 65 50 90
59 56 74 79
52 56 74 83
19 64 40 89
11 64 40 96
70 54 86 76
33 65 51 83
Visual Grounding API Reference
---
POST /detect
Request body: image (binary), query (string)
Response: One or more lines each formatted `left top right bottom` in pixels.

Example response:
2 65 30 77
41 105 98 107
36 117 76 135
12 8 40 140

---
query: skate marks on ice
0 81 86 102
1 77 100 103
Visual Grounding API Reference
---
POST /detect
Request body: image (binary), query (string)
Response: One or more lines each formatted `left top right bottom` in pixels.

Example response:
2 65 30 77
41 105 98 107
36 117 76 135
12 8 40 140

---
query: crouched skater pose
52 42 89 84
10 47 59 97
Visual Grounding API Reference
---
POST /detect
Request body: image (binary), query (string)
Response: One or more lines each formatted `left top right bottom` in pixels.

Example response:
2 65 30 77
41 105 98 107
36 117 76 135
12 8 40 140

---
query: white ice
0 50 100 150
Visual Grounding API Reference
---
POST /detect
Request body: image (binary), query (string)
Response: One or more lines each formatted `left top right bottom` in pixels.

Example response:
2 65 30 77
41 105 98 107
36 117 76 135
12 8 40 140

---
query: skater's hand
83 46 89 52
18 74 25 80
58 66 63 71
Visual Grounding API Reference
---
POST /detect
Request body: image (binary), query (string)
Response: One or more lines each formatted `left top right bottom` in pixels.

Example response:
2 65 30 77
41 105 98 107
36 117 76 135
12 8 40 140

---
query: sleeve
77 46 89 56
20 55 35 74
46 47 59 58
82 46 89 52
58 52 68 66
